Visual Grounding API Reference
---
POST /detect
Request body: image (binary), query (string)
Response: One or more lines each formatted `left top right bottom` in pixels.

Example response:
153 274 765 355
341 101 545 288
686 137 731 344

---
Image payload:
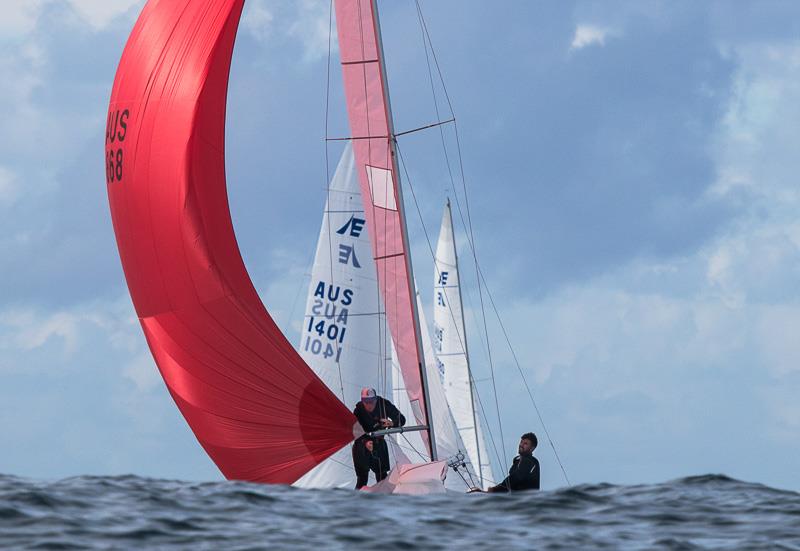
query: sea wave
1 473 798 550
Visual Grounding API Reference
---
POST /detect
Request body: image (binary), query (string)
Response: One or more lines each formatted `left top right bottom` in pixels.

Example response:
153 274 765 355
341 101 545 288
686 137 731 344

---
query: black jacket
490 453 540 492
353 396 406 435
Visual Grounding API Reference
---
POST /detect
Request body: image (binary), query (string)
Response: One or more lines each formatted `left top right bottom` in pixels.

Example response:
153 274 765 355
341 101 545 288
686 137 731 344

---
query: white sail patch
366 165 397 211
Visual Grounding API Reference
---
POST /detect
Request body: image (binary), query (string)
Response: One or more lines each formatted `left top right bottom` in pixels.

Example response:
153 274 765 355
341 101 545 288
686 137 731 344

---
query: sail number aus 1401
304 316 347 362
303 281 354 363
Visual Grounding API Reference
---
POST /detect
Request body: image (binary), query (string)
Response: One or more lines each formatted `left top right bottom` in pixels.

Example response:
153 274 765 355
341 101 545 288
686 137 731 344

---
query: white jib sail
391 290 479 491
294 144 407 489
433 200 495 487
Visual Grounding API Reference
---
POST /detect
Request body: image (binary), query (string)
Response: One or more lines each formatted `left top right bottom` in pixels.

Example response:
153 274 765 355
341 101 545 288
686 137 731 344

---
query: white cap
360 387 377 401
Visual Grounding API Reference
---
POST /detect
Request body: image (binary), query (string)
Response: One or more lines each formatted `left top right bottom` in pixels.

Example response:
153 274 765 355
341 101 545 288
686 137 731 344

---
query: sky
1 0 799 491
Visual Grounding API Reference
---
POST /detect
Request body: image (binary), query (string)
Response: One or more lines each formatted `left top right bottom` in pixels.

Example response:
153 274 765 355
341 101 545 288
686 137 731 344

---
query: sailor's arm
382 399 406 428
485 479 511 493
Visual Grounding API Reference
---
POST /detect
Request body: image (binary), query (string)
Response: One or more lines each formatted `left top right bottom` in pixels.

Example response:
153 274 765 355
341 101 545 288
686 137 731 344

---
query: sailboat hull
362 461 448 495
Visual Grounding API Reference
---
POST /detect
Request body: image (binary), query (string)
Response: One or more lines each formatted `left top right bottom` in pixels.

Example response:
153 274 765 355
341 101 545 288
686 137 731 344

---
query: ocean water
1 473 798 550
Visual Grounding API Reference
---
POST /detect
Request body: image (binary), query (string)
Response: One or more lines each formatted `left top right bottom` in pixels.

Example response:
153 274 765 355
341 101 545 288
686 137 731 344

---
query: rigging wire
411 0 482 474
412 1 571 486
323 0 347 402
475 263 572 486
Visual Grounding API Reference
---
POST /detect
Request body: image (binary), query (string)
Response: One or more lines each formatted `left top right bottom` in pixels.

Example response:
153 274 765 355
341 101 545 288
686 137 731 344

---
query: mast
371 0 437 461
446 198 483 484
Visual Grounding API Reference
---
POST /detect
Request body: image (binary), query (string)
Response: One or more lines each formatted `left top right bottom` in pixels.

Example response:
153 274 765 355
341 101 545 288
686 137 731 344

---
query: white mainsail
433 200 495 487
294 145 406 488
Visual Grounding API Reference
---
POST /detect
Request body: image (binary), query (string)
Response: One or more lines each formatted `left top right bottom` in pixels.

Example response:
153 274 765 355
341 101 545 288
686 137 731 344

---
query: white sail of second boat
434 200 495 487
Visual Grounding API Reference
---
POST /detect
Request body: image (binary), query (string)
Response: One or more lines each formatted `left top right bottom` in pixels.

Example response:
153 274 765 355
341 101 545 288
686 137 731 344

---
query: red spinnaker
105 0 356 484
334 0 430 445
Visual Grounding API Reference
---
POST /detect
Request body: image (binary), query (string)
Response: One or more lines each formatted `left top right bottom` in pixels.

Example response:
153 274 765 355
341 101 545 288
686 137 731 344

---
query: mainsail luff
105 0 356 484
334 0 436 459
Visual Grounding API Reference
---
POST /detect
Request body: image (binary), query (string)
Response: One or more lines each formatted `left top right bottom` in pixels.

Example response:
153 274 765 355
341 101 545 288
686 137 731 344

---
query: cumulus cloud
0 295 218 480
465 38 800 487
570 24 614 50
0 0 142 308
0 36 47 159
240 0 334 60
243 0 275 42
65 0 143 30
0 309 80 354
288 0 334 61
1 1 140 40
710 44 800 204
0 1 44 39
123 352 162 392
0 296 141 364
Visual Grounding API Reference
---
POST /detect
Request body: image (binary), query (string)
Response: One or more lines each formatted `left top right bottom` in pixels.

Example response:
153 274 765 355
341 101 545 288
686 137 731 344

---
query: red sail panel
105 0 356 484
334 0 430 440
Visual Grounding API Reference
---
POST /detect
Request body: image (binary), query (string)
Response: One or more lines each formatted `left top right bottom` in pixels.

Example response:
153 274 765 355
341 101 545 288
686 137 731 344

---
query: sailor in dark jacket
486 432 540 492
352 387 406 489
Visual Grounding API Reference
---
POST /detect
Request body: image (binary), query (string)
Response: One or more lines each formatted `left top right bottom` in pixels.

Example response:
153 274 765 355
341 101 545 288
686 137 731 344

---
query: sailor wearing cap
351 387 406 489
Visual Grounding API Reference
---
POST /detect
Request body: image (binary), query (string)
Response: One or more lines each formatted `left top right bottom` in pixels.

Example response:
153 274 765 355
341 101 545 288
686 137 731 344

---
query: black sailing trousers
352 437 390 489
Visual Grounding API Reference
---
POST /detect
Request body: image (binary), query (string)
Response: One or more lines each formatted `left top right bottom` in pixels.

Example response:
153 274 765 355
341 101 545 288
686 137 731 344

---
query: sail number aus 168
105 108 129 184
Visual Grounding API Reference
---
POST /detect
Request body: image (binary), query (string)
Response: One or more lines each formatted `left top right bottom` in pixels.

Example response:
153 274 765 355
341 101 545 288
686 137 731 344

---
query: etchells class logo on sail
336 214 365 268
105 108 130 185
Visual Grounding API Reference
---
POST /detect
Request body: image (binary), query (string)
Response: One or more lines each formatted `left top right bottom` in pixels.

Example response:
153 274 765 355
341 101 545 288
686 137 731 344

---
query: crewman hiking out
472 432 540 493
